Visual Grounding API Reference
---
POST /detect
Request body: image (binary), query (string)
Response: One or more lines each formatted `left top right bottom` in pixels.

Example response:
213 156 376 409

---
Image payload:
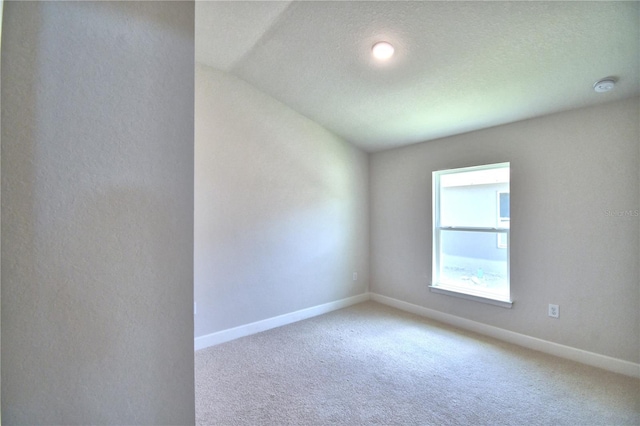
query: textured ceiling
196 1 640 152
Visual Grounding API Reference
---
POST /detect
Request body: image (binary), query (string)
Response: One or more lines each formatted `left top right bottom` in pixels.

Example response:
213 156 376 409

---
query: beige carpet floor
195 301 640 425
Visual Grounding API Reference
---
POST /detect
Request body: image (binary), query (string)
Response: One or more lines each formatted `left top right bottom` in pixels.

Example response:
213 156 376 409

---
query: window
497 192 509 248
431 162 511 307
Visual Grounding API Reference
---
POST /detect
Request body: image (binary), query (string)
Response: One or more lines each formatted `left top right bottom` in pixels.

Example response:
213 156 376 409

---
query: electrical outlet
548 304 559 318
353 272 358 281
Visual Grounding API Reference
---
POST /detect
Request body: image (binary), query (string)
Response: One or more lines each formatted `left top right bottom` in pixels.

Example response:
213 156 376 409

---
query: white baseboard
195 293 370 351
370 293 640 379
195 291 640 378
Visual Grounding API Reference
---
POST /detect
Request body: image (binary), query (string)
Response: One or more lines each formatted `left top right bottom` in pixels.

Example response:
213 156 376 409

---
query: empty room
193 1 639 424
2 1 639 425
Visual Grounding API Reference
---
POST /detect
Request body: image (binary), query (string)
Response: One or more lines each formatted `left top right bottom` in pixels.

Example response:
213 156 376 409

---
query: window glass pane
438 229 508 299
439 168 509 228
499 192 510 220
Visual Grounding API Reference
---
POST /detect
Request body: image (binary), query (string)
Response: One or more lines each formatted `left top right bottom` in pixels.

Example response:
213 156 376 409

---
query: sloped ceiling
196 1 640 152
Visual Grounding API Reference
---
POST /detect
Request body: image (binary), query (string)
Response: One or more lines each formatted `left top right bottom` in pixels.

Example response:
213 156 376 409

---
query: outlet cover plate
548 304 559 318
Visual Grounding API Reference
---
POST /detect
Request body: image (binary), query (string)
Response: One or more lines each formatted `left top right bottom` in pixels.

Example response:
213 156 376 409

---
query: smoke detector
593 78 616 93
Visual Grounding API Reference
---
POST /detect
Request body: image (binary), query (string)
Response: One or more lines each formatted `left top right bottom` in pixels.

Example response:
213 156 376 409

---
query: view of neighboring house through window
497 191 510 248
431 162 510 304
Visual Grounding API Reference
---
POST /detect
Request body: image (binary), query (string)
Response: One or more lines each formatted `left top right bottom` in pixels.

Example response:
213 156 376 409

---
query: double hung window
431 162 511 307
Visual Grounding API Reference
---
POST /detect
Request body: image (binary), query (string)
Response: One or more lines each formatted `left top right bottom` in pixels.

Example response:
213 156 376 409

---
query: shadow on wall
39 188 179 417
2 1 195 422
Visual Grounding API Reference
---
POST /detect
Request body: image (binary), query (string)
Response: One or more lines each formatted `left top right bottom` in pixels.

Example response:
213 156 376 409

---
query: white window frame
430 162 512 308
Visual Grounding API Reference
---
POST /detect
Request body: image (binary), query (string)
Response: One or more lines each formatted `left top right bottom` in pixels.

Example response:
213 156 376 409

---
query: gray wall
370 97 640 363
194 64 369 338
1 2 195 424
1 1 4 420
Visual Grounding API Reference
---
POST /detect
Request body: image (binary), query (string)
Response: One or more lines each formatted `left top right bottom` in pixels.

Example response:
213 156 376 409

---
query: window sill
429 285 513 308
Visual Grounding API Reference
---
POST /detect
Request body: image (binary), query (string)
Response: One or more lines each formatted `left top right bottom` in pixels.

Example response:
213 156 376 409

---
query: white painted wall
1 2 195 423
371 97 640 363
195 64 369 338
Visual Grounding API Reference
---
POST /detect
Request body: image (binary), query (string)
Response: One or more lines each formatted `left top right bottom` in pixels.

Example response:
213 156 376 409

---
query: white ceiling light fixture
593 78 616 93
372 41 394 61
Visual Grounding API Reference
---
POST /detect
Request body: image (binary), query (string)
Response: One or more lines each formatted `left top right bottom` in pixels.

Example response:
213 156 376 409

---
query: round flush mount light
372 41 394 61
593 78 616 93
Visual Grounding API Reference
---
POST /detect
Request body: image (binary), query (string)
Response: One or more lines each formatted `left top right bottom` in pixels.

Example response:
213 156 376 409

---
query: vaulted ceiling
196 1 639 152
